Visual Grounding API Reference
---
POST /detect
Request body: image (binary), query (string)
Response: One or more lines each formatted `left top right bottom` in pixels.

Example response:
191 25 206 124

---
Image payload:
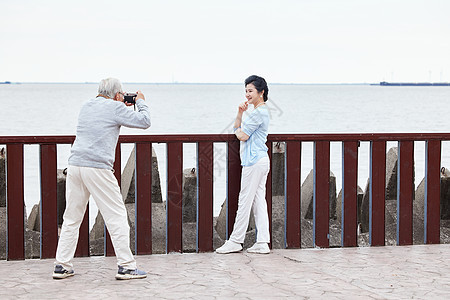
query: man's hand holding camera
120 90 146 107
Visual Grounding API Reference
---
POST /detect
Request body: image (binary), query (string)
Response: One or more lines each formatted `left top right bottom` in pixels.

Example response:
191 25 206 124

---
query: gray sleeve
114 99 151 129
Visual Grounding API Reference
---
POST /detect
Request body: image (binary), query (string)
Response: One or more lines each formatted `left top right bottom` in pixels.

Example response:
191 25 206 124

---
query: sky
1 0 450 83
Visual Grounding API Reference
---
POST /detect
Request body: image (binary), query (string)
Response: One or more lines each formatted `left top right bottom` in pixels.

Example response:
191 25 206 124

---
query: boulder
360 179 371 233
440 176 450 220
90 201 168 255
25 169 67 233
0 207 5 259
0 148 5 207
272 142 285 196
301 169 337 220
386 147 398 200
214 198 256 241
27 204 40 231
56 169 67 226
182 168 197 223
122 147 163 204
336 186 364 223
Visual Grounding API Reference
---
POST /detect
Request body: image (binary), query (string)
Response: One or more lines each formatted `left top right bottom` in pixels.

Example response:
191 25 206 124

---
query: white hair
98 77 123 98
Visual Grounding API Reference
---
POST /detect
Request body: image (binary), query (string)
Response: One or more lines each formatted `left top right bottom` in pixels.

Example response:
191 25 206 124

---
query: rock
57 169 67 226
360 179 370 233
0 207 5 259
215 201 227 240
271 195 285 249
25 229 40 259
336 186 364 223
182 168 197 223
272 142 285 196
386 147 398 200
214 198 256 241
89 201 168 255
440 177 450 220
0 148 5 207
122 147 163 204
27 204 40 231
301 169 337 220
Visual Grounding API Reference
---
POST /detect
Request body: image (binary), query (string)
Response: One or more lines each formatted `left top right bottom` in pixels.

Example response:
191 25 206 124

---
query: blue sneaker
52 264 74 279
115 265 147 280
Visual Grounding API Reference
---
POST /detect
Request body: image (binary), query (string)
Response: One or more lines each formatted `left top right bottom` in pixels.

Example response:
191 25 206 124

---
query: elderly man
53 78 151 280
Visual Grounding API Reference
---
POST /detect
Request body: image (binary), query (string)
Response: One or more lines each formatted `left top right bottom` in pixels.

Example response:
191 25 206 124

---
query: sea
1 83 450 225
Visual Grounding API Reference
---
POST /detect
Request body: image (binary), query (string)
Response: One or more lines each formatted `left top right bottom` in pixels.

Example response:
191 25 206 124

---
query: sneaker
52 264 74 279
215 240 243 254
247 242 270 254
115 265 147 280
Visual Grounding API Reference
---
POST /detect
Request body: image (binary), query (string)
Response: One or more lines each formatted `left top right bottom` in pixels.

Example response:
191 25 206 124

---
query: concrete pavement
1 244 449 299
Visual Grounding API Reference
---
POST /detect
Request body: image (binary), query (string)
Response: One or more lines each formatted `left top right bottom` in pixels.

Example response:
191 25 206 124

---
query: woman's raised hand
238 101 249 113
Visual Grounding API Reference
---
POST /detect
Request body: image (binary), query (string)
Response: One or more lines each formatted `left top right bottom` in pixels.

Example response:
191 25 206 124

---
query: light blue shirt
239 106 269 167
69 97 151 170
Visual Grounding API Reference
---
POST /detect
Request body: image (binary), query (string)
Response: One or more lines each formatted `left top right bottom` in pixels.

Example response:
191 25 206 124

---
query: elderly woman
216 75 271 254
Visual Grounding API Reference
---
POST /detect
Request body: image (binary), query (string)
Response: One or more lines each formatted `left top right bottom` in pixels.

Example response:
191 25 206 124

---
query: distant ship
0 81 11 84
379 81 450 86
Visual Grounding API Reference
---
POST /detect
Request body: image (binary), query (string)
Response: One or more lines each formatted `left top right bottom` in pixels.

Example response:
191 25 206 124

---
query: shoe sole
247 249 270 254
115 274 147 280
52 272 75 279
215 248 243 254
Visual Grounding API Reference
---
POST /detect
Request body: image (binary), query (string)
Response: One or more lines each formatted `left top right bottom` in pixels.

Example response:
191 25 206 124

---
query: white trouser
229 156 270 244
55 166 136 270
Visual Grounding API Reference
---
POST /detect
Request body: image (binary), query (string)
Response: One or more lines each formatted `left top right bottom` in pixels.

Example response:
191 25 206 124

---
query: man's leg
82 167 136 270
55 166 90 271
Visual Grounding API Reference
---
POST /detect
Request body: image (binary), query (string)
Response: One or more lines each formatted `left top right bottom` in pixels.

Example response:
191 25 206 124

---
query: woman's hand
238 101 249 113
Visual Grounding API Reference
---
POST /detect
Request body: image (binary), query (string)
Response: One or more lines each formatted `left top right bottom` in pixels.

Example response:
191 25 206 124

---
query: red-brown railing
0 133 446 260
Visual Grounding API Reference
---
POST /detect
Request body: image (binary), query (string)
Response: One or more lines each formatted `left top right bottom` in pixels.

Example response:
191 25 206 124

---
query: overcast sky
1 0 449 83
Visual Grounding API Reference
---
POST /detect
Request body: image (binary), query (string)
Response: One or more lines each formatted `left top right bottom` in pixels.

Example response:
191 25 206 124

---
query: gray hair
98 77 123 98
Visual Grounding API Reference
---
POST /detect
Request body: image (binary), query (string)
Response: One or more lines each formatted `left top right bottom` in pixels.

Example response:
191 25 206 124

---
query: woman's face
245 83 263 105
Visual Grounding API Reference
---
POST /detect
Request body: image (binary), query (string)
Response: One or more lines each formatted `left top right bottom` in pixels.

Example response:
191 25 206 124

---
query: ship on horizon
379 81 450 86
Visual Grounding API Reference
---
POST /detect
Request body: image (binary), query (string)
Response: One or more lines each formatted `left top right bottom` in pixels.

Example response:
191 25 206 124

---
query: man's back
69 96 151 170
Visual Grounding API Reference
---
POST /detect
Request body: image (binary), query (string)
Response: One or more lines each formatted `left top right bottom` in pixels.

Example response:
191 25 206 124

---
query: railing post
425 140 441 244
314 141 330 248
226 140 241 239
6 144 25 260
136 142 152 255
197 142 213 252
167 142 183 253
342 141 358 247
397 141 414 246
369 141 386 246
285 141 301 248
39 144 58 259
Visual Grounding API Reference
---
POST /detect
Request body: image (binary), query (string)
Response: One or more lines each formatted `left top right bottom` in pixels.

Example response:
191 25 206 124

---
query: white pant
229 156 270 244
55 166 136 270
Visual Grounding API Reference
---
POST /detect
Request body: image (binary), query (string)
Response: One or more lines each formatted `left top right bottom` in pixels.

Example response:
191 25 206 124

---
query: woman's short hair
245 75 269 102
98 78 123 98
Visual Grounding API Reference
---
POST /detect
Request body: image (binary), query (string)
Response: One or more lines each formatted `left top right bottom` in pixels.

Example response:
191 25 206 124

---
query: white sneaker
216 240 242 254
247 242 270 254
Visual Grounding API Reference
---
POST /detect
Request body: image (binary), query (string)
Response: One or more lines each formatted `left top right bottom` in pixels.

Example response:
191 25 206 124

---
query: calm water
1 83 450 220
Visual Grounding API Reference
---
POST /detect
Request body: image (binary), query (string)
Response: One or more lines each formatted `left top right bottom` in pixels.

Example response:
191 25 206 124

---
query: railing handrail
1 132 450 144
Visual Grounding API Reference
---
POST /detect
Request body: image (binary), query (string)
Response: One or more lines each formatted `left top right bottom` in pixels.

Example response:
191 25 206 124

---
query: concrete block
301 169 337 220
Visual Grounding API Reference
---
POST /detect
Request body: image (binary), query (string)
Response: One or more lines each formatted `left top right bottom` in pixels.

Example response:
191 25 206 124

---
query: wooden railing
0 133 447 260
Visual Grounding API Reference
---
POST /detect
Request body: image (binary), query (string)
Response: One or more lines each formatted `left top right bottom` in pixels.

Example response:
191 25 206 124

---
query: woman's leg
252 156 270 243
228 163 261 243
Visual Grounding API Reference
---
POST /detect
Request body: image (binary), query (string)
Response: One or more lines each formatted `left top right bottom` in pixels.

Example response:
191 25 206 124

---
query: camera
124 93 137 104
